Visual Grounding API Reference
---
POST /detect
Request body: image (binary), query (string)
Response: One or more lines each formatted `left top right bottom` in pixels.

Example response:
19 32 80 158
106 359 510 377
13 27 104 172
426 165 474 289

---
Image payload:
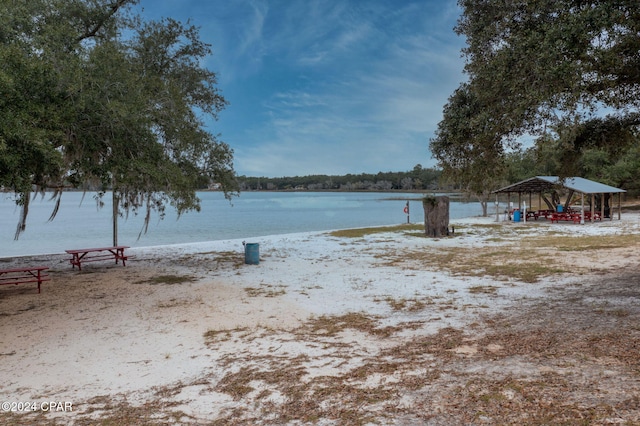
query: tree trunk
423 196 450 238
112 190 119 247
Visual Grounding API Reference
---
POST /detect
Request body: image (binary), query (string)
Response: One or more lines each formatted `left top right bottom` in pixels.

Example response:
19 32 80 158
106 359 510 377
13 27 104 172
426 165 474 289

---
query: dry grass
468 285 499 294
328 223 422 238
376 245 566 283
244 283 287 298
203 327 251 345
382 295 434 311
135 274 198 285
370 228 640 284
300 312 391 337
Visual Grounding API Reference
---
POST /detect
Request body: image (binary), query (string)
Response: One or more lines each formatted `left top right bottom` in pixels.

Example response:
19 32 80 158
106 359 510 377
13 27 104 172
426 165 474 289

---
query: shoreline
0 191 483 260
0 215 474 261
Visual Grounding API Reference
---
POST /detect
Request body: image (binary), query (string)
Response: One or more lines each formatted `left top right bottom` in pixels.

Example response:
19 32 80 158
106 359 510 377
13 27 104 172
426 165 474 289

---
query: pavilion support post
618 192 622 220
580 193 585 224
600 193 604 221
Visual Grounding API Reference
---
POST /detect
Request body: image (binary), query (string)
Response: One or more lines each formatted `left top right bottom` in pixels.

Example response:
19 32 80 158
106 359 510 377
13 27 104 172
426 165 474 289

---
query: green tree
432 0 640 194
429 83 506 216
457 0 640 136
1 0 237 240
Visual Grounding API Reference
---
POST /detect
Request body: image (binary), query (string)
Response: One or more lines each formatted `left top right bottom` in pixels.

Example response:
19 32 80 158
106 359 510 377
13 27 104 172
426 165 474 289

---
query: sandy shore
1 213 639 424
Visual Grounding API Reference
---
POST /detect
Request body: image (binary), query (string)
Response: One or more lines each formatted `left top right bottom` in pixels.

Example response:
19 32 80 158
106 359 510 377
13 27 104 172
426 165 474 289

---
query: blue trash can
244 243 259 265
557 205 563 213
513 209 521 222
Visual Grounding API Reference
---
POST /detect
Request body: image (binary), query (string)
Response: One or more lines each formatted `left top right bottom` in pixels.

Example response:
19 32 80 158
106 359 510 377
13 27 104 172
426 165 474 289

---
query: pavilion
492 176 626 223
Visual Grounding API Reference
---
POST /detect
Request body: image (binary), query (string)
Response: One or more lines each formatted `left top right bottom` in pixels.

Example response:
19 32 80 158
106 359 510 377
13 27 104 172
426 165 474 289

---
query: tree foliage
430 0 640 199
0 0 237 238
429 83 506 215
457 0 640 133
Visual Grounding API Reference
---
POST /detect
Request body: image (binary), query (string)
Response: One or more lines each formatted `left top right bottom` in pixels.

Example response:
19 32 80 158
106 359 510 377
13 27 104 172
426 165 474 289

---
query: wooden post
423 196 450 238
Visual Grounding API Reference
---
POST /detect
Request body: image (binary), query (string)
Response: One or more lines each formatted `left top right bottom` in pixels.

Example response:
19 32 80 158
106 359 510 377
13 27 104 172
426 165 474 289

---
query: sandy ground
1 213 639 425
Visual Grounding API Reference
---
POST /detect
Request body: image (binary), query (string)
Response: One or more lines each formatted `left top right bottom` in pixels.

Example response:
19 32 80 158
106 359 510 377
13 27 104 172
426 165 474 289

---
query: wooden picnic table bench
536 209 554 219
65 246 129 271
525 211 539 220
0 266 50 293
549 212 581 224
584 211 602 221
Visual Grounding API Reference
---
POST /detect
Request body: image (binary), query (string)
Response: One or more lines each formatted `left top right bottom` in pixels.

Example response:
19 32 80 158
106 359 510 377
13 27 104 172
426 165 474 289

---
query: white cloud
140 0 466 176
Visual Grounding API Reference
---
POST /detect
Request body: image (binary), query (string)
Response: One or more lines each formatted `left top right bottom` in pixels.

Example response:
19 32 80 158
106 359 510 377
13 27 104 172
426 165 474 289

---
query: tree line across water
235 165 441 191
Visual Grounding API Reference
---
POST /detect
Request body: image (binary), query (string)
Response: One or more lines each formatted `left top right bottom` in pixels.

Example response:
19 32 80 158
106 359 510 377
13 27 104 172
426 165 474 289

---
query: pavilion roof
493 176 626 195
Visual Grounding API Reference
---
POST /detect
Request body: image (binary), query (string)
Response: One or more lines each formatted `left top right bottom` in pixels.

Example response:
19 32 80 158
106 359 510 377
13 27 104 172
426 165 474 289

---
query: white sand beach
1 213 639 424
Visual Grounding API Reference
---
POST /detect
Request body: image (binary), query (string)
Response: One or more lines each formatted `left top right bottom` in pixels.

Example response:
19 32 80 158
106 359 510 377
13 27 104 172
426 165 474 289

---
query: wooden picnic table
536 209 555 219
525 211 539 220
0 266 50 293
549 212 582 224
65 246 129 271
583 211 602 221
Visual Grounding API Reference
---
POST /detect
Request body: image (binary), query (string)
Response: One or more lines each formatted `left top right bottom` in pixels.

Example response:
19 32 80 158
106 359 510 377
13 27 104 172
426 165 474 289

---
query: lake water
0 191 482 258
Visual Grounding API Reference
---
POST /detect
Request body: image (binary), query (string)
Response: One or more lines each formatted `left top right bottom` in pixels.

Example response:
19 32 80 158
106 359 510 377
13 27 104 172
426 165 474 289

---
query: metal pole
406 201 410 224
112 190 118 247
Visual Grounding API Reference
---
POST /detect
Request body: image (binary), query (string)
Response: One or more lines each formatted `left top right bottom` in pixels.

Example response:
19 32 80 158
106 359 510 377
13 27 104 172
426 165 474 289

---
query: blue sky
138 0 467 177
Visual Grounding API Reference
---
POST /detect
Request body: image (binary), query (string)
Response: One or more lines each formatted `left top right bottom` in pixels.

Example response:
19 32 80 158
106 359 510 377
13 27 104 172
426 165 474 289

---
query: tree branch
76 0 131 42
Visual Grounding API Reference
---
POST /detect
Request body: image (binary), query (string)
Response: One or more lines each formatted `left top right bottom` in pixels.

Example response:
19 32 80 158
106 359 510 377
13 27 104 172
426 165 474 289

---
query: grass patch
156 298 192 308
328 223 422 238
300 312 400 338
244 283 287 297
468 285 499 294
553 234 638 251
137 274 198 285
303 312 379 336
203 327 250 344
373 226 640 283
203 250 246 268
383 296 433 311
377 246 567 283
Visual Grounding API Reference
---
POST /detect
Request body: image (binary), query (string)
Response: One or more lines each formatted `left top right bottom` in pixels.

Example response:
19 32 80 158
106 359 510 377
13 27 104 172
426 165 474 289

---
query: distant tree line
235 165 441 191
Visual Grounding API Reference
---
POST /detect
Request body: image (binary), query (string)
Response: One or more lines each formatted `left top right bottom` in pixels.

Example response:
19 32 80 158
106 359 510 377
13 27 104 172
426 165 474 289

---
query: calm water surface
0 191 482 258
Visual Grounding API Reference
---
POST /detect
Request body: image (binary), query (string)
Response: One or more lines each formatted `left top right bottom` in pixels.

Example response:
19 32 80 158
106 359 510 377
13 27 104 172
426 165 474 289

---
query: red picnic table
0 266 50 293
549 212 582 223
65 246 129 271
